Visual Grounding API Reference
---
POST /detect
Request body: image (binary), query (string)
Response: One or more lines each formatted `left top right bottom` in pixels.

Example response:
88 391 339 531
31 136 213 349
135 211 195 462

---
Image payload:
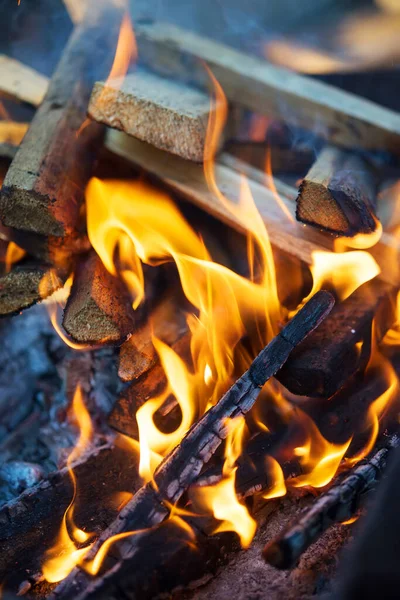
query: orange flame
42 386 95 583
106 12 137 84
4 241 25 273
191 417 257 548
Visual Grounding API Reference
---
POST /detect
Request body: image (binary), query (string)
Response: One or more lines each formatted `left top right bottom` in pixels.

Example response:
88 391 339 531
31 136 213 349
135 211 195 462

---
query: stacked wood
63 252 139 346
296 146 378 236
0 0 124 256
277 279 396 398
263 434 399 570
89 70 215 162
134 21 400 155
51 292 334 599
0 55 49 107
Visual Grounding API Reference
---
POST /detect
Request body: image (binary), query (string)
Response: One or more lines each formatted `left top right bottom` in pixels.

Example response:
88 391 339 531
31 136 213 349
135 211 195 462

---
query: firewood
296 146 378 236
110 331 192 437
63 0 85 24
0 55 49 107
134 21 400 154
105 130 331 267
226 141 314 175
0 260 62 316
89 71 215 162
277 280 395 398
0 441 142 585
0 1 124 239
52 291 334 599
262 433 400 570
62 252 139 346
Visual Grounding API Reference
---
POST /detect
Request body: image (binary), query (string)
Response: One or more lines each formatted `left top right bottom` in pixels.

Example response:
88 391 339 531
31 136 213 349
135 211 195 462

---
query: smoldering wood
51 291 334 599
134 21 400 155
0 259 62 316
262 434 400 570
0 441 143 588
276 279 395 398
62 252 139 346
296 146 378 236
0 55 49 107
89 70 215 162
105 130 333 267
0 0 124 240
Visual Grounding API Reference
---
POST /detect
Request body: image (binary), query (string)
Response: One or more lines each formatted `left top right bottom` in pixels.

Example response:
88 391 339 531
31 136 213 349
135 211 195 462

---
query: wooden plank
135 21 400 155
0 55 49 107
105 130 332 267
89 71 214 162
296 146 378 236
0 1 124 239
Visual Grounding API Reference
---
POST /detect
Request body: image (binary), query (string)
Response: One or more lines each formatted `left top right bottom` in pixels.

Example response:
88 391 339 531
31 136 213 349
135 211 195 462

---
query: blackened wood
331 445 400 600
296 146 377 236
0 441 142 589
62 252 137 346
52 291 334 599
262 434 400 570
277 280 395 398
0 1 123 238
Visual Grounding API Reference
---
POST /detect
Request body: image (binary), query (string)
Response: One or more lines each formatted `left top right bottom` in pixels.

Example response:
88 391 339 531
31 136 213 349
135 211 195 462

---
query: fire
264 147 294 223
106 12 137 84
42 386 95 583
4 241 25 272
191 417 256 548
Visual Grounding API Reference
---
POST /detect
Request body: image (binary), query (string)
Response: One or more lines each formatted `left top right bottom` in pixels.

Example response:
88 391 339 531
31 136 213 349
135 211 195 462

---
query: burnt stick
262 434 400 570
51 291 334 599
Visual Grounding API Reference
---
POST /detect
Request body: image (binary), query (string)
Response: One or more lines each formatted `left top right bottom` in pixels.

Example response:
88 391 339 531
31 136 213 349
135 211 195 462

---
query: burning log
134 21 400 154
88 71 215 162
0 55 48 107
0 1 124 240
277 280 395 398
105 130 331 267
262 433 400 570
296 146 378 236
0 260 62 316
51 291 334 599
62 252 139 346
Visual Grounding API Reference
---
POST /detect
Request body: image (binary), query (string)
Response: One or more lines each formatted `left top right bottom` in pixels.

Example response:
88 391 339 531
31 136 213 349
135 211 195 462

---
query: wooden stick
0 1 124 239
63 252 139 346
0 55 49 107
262 434 400 570
296 146 378 236
134 21 400 155
52 291 334 599
89 71 215 162
277 279 396 397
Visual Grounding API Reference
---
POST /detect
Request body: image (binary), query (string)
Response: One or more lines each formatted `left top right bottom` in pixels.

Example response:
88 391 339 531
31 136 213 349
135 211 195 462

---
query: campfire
1 0 400 598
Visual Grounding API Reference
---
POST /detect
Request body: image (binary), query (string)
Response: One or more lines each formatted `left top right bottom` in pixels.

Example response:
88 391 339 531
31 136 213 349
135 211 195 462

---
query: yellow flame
42 387 95 583
191 418 256 548
4 241 25 273
262 456 286 499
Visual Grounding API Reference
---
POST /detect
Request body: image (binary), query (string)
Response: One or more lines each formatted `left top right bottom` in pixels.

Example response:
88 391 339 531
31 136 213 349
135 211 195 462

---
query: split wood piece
52 291 334 599
0 441 142 586
105 130 333 267
134 21 400 155
0 260 62 316
296 146 378 236
118 290 189 382
277 279 395 398
0 121 29 160
0 1 124 239
110 331 192 437
89 71 214 162
262 433 400 570
63 252 139 346
0 55 49 107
